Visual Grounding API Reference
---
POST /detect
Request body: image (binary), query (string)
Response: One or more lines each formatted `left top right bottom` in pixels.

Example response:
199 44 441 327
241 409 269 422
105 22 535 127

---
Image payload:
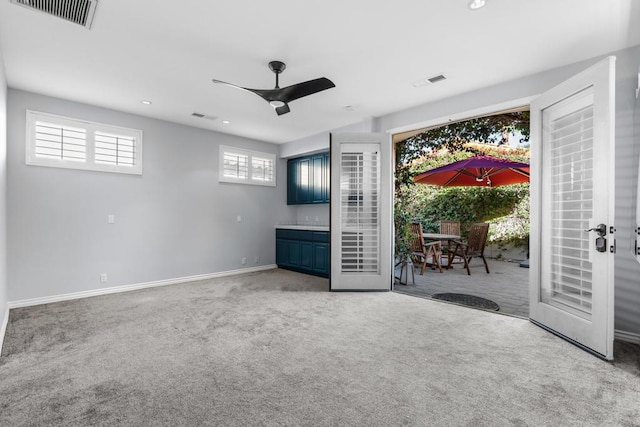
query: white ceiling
0 0 638 144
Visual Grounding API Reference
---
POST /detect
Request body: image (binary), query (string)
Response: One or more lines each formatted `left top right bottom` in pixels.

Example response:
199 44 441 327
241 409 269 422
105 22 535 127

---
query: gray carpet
1 269 639 426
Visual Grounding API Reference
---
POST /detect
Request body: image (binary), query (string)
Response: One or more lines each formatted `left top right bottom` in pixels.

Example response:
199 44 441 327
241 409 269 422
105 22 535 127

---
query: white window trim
26 110 143 175
219 145 276 187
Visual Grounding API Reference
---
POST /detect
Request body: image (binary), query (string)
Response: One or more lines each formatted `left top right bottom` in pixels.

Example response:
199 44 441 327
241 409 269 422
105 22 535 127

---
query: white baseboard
615 329 640 345
0 305 9 355
7 264 277 309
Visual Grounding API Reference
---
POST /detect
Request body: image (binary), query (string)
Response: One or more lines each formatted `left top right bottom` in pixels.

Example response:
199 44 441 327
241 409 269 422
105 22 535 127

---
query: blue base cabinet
276 229 329 277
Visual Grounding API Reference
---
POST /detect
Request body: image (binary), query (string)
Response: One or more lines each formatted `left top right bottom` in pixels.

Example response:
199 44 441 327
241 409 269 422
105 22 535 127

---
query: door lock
584 223 607 237
585 224 607 253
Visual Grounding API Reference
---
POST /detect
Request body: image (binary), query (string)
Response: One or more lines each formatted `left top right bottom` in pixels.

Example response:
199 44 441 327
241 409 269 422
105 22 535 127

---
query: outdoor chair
447 222 490 275
408 222 443 274
439 220 461 265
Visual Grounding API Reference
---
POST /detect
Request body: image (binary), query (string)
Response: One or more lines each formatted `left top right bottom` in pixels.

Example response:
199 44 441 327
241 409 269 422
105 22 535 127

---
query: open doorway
392 108 530 318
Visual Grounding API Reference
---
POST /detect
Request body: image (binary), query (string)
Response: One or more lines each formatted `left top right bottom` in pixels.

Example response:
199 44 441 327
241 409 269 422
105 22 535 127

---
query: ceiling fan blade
212 79 263 97
275 103 290 116
278 77 335 103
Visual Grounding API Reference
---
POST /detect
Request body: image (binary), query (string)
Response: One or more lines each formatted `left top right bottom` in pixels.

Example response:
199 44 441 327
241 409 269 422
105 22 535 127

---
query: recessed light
141 100 152 105
468 0 486 10
222 120 230 124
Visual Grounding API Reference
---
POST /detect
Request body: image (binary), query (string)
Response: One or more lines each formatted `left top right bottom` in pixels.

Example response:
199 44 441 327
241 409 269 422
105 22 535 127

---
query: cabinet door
311 155 324 203
297 158 312 203
287 240 300 267
287 159 298 205
323 152 330 203
300 241 314 269
312 242 329 275
276 238 289 266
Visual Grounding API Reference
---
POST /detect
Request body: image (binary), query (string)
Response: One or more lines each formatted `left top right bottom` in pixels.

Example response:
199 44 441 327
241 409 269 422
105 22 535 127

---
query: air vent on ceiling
10 0 98 29
192 112 217 121
411 73 447 88
427 74 446 83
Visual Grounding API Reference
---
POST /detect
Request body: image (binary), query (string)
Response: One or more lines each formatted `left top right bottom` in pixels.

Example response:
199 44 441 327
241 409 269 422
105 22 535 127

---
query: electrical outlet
107 214 115 224
255 256 260 264
237 215 242 222
100 273 108 283
241 257 247 265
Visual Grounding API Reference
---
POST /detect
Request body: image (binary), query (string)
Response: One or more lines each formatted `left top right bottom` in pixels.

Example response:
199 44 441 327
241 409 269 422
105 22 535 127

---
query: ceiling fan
212 61 335 116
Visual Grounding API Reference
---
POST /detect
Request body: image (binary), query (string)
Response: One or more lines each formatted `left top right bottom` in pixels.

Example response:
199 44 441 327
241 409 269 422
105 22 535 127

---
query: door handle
584 223 606 237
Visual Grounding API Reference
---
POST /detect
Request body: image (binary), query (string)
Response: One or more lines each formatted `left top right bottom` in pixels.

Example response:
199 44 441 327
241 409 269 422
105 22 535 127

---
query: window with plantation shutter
251 156 274 182
33 121 87 162
223 152 249 179
219 146 276 186
26 110 143 175
95 132 136 167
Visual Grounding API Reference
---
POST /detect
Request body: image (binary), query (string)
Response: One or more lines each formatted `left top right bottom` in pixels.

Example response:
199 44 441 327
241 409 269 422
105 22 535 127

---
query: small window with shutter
219 146 276 186
26 110 142 175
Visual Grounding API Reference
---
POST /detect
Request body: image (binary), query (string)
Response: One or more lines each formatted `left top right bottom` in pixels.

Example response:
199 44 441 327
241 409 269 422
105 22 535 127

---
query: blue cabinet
312 242 329 274
276 229 329 277
287 152 329 205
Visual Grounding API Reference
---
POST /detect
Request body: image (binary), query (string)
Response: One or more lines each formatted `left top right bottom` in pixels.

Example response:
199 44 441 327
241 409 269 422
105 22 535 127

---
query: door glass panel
542 92 594 320
340 148 379 273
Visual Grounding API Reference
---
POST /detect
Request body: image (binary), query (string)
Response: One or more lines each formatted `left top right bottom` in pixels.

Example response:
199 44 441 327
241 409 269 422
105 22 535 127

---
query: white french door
529 57 616 359
330 133 392 291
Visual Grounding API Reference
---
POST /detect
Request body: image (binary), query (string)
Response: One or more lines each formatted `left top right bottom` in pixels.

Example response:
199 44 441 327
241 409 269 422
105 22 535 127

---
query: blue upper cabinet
287 151 330 205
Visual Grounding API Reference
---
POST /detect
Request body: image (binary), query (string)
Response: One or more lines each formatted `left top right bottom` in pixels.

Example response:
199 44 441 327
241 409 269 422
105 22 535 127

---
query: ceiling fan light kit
213 61 335 116
468 0 486 10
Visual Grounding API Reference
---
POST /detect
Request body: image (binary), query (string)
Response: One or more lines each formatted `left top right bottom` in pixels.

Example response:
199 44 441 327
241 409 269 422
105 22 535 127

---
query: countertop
276 225 330 231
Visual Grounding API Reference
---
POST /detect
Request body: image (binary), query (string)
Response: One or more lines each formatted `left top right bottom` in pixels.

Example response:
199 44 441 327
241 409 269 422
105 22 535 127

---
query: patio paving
393 257 529 318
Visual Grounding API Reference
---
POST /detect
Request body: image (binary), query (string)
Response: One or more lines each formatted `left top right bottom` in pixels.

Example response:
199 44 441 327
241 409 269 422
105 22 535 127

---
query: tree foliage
395 111 530 189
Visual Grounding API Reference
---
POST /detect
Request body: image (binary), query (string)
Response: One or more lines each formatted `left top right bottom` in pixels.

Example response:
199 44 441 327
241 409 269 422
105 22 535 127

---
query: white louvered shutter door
331 134 392 291
530 56 615 360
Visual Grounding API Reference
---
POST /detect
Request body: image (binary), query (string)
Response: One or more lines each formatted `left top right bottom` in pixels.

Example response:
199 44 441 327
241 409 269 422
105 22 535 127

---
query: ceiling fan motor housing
268 61 286 74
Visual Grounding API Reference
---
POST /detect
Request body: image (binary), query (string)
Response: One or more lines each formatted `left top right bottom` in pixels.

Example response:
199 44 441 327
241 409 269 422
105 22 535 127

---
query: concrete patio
393 257 529 318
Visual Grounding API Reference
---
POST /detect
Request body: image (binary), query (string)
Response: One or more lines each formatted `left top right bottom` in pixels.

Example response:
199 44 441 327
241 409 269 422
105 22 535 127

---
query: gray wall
7 90 291 302
374 46 640 337
0 43 8 337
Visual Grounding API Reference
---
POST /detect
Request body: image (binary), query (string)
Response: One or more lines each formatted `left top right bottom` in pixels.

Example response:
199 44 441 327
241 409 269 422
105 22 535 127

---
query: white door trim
386 96 537 137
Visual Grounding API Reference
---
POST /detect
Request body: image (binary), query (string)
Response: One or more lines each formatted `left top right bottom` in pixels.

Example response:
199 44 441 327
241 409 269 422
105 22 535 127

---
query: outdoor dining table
422 232 460 241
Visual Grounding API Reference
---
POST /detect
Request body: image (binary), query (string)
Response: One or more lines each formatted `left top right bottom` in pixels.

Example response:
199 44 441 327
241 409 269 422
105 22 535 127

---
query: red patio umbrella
413 155 530 187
